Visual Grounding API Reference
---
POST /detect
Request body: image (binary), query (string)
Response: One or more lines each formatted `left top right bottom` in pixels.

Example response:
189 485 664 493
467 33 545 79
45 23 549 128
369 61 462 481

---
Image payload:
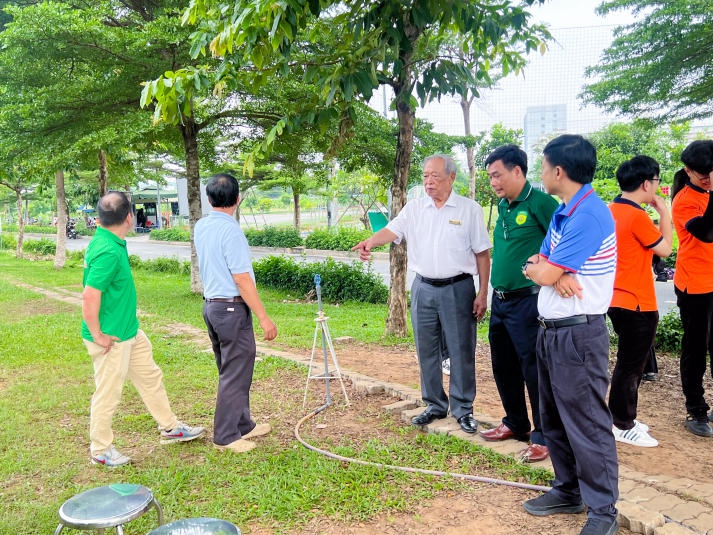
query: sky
370 0 639 139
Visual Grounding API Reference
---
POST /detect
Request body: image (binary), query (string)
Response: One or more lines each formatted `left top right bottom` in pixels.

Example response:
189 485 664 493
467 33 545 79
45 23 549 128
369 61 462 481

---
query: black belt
538 314 603 329
416 273 472 287
204 296 244 303
493 285 540 300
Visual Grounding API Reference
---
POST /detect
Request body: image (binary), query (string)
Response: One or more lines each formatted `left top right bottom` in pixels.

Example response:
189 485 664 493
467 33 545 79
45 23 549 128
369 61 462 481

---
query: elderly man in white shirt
353 154 491 433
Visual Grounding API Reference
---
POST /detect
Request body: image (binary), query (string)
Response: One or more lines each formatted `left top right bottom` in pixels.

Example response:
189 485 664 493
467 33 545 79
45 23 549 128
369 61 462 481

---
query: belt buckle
537 316 547 328
494 289 505 300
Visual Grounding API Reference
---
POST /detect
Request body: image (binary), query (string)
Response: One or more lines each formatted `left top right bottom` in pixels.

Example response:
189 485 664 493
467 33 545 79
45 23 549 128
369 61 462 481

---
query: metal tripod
303 274 350 408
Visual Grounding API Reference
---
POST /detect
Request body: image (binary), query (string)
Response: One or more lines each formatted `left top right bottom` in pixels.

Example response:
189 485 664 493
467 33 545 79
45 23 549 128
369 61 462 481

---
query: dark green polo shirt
81 227 139 342
491 182 559 291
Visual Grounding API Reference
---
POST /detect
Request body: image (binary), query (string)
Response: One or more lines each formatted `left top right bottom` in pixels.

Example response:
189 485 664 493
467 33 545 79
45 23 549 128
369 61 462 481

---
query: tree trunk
180 117 203 294
293 191 301 230
386 93 415 337
54 170 67 269
460 95 476 200
98 149 108 197
14 191 24 258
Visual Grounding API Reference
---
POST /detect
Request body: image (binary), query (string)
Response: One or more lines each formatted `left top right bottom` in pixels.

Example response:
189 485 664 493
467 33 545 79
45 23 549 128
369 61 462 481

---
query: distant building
524 105 567 162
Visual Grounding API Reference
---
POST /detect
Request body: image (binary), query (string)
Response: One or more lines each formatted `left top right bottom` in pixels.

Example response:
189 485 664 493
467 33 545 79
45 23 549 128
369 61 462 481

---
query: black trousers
607 307 658 430
203 300 257 445
675 288 713 417
489 292 543 444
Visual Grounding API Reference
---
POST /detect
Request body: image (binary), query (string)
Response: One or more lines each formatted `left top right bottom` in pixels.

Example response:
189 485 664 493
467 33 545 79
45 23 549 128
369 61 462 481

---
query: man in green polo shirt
479 145 558 463
82 191 204 467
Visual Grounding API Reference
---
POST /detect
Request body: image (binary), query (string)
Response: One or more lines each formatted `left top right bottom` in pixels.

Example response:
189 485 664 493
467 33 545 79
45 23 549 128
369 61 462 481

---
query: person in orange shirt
671 140 713 437
608 156 672 448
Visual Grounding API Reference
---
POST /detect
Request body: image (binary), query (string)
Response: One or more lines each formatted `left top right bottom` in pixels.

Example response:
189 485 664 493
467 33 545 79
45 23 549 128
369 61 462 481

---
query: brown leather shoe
479 423 530 442
519 443 549 463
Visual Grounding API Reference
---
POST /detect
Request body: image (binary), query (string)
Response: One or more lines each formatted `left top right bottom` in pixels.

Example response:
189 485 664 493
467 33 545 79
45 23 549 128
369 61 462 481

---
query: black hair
615 155 660 192
206 173 240 208
680 140 713 175
96 191 131 227
484 144 528 176
542 134 597 184
672 140 713 199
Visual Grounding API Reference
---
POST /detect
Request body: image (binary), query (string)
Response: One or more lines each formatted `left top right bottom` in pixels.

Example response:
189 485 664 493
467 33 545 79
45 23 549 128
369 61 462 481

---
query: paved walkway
259 343 713 535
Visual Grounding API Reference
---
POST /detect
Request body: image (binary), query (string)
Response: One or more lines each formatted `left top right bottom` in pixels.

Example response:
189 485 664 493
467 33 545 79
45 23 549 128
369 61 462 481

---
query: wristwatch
521 261 533 280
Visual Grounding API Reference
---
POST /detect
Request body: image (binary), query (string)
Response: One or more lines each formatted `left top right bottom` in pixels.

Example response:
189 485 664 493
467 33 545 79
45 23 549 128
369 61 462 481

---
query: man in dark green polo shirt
479 144 558 462
82 191 204 467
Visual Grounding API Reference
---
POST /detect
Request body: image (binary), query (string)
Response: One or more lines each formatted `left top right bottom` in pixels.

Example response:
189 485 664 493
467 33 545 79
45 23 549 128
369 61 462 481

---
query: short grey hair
423 154 457 176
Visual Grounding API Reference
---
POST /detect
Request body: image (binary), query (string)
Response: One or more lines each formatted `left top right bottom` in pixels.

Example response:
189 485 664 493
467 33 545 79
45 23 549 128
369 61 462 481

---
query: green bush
1 234 17 250
244 226 303 248
3 224 56 234
23 238 56 255
664 248 677 269
150 228 190 242
305 227 373 251
253 255 389 303
655 309 683 353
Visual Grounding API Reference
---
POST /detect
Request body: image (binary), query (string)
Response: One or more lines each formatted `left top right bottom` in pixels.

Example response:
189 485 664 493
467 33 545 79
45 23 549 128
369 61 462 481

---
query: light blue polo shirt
194 211 254 299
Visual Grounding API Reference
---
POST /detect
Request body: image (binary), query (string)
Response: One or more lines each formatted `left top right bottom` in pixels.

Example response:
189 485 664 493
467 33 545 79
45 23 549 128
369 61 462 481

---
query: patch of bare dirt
322 338 713 482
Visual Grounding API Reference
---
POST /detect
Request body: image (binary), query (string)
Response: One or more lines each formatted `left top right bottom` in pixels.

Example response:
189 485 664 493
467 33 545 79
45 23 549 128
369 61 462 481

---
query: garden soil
249 337 713 535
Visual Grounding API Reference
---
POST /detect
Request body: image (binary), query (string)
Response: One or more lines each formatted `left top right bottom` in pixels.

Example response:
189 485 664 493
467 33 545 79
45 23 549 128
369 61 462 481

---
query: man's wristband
521 261 534 280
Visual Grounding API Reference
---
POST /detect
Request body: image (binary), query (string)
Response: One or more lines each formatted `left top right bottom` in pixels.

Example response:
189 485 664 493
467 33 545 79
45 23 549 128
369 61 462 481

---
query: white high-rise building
524 105 567 162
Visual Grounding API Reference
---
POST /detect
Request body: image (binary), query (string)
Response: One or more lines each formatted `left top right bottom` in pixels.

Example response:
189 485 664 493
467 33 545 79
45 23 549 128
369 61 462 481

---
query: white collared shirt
386 190 491 278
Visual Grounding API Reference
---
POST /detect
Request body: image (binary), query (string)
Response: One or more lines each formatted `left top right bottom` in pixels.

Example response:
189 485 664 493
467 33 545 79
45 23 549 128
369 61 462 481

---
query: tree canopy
582 0 713 121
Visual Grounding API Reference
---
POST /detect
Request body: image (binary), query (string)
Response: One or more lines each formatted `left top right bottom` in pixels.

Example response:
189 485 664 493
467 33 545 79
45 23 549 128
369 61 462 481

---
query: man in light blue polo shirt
521 135 619 535
195 173 278 454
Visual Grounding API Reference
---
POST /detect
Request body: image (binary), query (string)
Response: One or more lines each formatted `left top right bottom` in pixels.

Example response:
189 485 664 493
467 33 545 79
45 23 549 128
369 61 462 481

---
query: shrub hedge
305 227 372 251
150 228 191 242
655 309 682 353
244 226 303 248
253 255 389 304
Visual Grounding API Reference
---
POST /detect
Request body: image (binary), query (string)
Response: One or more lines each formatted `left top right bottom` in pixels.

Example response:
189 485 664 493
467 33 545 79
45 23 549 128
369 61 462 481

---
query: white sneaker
91 445 131 467
442 358 451 376
633 420 649 432
612 425 658 447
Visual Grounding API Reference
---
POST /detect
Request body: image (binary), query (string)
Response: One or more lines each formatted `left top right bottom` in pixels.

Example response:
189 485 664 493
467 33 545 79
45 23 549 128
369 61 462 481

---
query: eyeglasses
647 177 661 184
502 219 509 240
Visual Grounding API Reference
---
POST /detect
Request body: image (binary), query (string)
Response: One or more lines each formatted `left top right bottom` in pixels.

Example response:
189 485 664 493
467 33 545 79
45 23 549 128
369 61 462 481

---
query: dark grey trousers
537 316 619 521
411 276 477 419
203 301 257 445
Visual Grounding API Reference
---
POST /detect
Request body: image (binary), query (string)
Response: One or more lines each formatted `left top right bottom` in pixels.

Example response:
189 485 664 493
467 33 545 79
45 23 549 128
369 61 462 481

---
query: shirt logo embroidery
515 212 528 225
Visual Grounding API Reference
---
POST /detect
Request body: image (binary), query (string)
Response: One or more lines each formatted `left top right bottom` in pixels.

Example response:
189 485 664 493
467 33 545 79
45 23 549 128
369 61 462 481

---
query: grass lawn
0 252 546 534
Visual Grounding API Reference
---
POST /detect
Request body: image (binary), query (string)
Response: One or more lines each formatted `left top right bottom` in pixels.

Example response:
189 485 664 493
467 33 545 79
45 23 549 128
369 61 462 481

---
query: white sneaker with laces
442 358 451 376
634 420 649 432
612 424 658 447
160 421 206 444
91 445 131 467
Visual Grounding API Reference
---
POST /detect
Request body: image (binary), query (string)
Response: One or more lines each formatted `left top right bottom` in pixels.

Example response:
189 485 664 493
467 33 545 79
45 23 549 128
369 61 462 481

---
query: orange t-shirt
672 185 713 294
609 198 662 311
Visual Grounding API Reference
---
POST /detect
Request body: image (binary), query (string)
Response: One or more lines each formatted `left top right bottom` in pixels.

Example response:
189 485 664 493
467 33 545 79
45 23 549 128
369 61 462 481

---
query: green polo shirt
491 182 559 292
81 227 139 342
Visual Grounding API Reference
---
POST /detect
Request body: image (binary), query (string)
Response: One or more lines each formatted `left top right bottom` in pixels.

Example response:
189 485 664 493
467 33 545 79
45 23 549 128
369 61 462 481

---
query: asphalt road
54 233 678 316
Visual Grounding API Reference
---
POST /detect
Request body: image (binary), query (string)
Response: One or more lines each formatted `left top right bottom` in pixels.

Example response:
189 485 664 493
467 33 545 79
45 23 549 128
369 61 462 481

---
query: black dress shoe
457 413 478 434
411 410 447 426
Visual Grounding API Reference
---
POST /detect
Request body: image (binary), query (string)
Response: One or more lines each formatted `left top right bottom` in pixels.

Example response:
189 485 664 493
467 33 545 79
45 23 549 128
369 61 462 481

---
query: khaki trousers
84 329 178 455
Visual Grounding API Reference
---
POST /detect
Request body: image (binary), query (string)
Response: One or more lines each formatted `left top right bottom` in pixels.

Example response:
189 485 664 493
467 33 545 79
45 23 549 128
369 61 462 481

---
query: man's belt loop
415 273 472 287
